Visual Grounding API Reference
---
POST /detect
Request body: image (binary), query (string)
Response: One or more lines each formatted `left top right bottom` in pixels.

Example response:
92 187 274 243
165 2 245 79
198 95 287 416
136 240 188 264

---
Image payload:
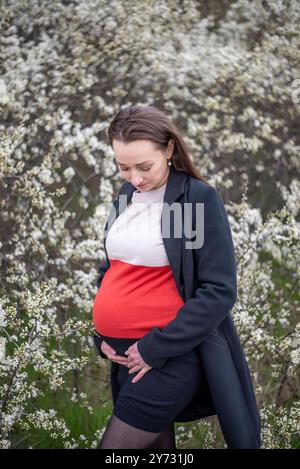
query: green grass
10 365 113 449
11 392 112 448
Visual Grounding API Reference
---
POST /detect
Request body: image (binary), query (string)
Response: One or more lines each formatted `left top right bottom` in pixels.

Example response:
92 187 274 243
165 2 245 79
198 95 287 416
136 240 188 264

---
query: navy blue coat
94 165 261 449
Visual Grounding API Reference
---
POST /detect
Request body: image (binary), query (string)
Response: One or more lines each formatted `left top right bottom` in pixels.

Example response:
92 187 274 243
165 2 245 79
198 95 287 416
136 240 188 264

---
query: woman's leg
147 422 176 449
99 414 161 449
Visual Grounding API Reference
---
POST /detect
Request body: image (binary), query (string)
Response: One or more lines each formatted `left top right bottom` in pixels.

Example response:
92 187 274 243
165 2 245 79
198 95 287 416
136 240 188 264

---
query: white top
105 182 169 267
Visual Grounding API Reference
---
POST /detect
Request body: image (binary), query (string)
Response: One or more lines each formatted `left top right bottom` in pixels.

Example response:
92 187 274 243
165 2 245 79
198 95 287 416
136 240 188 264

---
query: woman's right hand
100 340 130 367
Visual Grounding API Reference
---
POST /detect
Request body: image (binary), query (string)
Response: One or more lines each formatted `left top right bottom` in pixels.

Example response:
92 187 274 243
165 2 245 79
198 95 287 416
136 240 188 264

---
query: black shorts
101 336 201 433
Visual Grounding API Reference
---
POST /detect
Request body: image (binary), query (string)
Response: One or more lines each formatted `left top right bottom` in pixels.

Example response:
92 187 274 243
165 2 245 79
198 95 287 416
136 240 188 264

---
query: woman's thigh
112 349 201 432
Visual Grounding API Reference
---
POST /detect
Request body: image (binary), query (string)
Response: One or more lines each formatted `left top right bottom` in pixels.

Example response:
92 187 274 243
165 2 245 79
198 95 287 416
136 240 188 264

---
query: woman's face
112 138 174 192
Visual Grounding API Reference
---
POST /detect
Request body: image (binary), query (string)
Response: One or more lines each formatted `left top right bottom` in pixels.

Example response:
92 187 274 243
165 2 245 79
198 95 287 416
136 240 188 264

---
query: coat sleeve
94 256 111 359
137 184 237 368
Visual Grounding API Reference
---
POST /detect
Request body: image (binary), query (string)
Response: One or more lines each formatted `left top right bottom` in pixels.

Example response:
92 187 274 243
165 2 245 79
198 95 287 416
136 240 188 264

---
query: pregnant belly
92 260 184 338
92 288 181 338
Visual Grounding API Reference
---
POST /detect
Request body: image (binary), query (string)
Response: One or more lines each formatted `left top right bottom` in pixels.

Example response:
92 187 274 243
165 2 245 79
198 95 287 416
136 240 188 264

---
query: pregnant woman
92 105 261 449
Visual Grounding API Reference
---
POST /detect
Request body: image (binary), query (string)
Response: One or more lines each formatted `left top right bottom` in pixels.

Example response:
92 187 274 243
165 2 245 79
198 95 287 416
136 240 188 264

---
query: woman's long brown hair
107 105 209 184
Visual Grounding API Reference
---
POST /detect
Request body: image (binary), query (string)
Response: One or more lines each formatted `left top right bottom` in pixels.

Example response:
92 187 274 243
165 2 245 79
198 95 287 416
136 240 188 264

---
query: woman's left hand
124 342 152 383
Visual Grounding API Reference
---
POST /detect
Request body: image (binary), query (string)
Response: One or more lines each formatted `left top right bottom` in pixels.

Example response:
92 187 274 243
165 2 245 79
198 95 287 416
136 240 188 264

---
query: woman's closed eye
121 167 151 172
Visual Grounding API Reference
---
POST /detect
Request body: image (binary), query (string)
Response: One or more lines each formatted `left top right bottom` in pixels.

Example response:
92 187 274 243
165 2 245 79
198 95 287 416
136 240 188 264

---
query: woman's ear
168 138 175 155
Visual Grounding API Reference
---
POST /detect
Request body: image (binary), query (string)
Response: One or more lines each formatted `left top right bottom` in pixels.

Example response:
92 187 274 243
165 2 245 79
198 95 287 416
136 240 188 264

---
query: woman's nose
132 176 144 185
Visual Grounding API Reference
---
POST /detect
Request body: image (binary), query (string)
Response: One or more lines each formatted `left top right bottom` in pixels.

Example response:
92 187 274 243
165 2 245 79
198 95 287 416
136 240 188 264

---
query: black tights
99 414 176 449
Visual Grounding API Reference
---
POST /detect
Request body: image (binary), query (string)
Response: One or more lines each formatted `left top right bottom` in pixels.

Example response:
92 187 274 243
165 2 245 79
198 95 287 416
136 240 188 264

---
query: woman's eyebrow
116 160 153 167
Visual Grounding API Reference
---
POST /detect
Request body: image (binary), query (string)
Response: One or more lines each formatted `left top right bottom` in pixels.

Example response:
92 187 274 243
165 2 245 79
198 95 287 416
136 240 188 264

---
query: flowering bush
0 0 299 448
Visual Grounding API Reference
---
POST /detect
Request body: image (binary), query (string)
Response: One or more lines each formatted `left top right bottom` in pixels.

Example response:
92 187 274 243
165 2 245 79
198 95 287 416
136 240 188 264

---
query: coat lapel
103 166 188 297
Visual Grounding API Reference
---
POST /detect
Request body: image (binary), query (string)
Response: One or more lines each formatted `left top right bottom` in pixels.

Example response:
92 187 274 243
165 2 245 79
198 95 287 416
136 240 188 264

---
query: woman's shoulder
185 174 231 230
185 173 219 203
